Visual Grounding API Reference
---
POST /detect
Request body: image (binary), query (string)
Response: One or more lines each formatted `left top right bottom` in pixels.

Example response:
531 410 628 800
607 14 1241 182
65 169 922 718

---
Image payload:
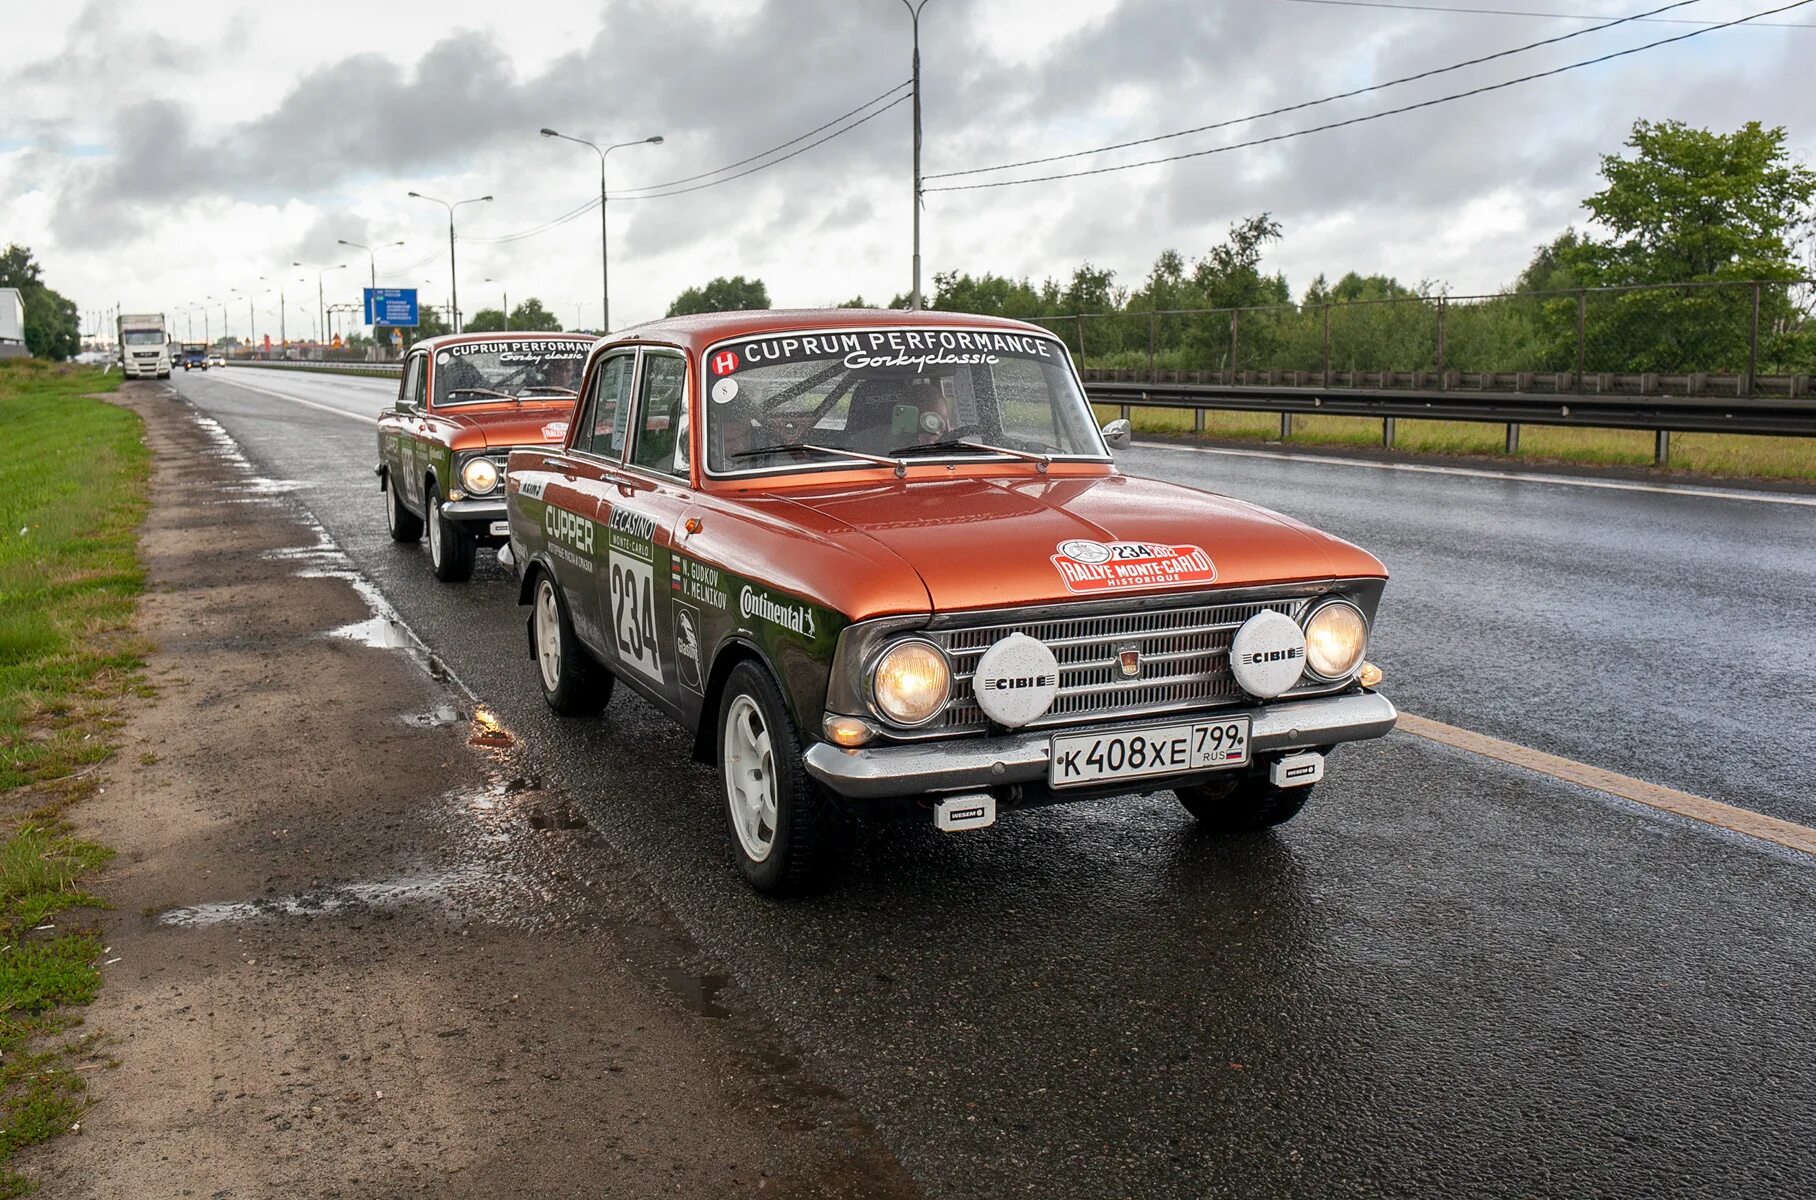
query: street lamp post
540 128 662 332
407 192 491 333
260 276 286 351
485 277 508 331
292 262 346 350
203 297 213 348
900 0 933 310
338 239 405 333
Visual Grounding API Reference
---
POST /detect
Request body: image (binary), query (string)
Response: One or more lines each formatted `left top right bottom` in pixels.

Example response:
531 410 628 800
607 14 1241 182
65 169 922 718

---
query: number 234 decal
610 558 662 683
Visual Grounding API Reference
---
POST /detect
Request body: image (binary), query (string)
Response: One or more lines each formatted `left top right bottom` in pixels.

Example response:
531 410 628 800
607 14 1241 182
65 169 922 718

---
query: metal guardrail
237 359 402 377
1082 375 1816 463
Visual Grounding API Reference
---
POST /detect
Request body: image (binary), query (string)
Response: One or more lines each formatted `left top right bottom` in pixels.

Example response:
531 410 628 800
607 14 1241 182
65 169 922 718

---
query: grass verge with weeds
0 360 147 1193
1094 405 1816 483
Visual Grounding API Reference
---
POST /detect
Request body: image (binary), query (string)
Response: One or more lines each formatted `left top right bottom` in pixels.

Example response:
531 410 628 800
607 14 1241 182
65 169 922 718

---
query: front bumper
440 496 506 524
802 691 1398 800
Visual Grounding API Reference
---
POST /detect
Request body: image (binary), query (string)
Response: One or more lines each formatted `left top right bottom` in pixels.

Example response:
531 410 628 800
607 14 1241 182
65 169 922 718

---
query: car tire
426 482 475 582
530 573 612 717
718 661 836 895
1175 774 1311 833
385 474 423 542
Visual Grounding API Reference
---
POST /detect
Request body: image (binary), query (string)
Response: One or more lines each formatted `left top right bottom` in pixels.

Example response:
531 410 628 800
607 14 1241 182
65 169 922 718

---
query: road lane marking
190 376 379 425
1136 442 1816 508
1397 712 1816 857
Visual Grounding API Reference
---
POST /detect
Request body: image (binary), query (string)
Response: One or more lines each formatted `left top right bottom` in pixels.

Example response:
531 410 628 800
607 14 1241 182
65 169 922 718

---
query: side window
630 354 689 478
583 353 635 459
399 354 424 409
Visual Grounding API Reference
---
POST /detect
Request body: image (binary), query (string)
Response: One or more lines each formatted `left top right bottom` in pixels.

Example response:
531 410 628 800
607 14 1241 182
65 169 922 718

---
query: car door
543 348 636 656
599 347 695 712
385 351 429 512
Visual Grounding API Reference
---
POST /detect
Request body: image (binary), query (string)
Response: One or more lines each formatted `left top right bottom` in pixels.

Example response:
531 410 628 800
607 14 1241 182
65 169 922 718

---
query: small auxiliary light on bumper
1358 661 1384 688
822 714 878 748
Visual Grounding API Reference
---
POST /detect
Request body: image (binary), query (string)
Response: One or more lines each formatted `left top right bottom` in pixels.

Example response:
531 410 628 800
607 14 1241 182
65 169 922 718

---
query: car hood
436 402 575 450
769 472 1386 614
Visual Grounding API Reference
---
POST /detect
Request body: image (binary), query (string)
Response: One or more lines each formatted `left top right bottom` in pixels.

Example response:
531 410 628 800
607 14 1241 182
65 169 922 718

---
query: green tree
925 272 1050 319
0 244 81 360
1562 121 1816 372
666 276 770 317
465 308 507 332
508 298 562 331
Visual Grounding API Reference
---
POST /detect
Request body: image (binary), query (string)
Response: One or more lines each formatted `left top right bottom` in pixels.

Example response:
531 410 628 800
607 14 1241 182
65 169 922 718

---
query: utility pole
485 278 508 331
541 129 662 333
900 0 933 310
293 261 346 347
407 192 490 333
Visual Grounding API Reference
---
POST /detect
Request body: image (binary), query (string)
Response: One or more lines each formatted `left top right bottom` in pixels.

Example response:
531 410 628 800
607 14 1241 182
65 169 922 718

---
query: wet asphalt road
169 368 1816 1199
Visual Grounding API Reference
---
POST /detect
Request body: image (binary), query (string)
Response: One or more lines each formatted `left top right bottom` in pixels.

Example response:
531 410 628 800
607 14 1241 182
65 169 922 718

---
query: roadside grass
1093 405 1816 482
0 360 148 1193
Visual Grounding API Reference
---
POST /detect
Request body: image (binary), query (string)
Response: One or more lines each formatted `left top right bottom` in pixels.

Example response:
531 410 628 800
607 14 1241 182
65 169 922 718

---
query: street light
407 192 491 333
260 276 286 351
484 277 508 331
899 0 934 310
338 239 406 328
540 128 662 333
292 261 346 349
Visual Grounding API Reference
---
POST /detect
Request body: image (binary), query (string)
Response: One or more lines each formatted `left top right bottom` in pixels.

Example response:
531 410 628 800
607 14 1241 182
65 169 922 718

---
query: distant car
376 333 595 582
504 309 1399 894
209 353 226 368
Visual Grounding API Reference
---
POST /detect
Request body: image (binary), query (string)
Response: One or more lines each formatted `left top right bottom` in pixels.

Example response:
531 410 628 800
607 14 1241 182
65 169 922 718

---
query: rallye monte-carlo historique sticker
1051 539 1218 594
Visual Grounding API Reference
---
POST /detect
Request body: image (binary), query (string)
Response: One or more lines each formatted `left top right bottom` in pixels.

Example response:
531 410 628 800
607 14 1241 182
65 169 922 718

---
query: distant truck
180 343 209 371
0 288 27 360
118 313 173 378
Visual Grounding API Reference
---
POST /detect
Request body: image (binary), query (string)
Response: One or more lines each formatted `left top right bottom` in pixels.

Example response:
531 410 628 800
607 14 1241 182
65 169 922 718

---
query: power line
612 91 912 202
930 0 1709 182
1270 0 1813 27
463 80 913 245
924 0 1813 193
617 79 911 195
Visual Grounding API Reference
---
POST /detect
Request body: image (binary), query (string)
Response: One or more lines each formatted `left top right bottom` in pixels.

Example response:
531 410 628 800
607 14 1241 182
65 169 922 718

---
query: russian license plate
1049 717 1251 788
488 521 511 536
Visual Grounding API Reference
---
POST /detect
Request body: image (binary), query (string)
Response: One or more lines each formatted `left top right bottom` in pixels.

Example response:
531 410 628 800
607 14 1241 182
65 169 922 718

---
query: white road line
1398 713 1816 858
1135 441 1816 508
199 375 380 426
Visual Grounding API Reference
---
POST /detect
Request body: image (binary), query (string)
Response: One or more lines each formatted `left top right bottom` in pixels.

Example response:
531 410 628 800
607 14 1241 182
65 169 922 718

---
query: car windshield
123 331 164 345
703 326 1104 475
431 339 590 406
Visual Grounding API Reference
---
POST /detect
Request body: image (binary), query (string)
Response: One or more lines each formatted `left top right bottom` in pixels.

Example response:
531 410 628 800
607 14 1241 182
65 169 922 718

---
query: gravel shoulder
18 383 916 1199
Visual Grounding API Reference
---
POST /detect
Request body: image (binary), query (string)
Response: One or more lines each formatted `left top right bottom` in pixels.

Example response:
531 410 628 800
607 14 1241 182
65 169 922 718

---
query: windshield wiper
889 438 1052 471
729 442 907 476
444 387 516 402
519 386 578 397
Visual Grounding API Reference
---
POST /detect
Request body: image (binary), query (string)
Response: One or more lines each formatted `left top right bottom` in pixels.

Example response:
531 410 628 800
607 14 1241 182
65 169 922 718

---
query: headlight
870 639 950 726
461 456 500 494
1303 601 1368 680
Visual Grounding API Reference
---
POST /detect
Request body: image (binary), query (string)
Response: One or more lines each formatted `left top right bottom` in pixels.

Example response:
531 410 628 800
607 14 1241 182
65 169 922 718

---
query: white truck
118 312 172 379
0 288 27 360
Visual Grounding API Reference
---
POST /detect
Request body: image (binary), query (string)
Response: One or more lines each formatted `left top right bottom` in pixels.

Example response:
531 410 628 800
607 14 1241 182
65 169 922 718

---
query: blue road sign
364 288 420 328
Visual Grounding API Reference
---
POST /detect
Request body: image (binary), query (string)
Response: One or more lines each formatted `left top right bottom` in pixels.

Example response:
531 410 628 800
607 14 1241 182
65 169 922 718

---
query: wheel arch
692 636 796 767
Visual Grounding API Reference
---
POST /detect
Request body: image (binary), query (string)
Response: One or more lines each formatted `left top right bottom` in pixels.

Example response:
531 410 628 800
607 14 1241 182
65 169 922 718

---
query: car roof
410 331 599 353
599 308 1061 354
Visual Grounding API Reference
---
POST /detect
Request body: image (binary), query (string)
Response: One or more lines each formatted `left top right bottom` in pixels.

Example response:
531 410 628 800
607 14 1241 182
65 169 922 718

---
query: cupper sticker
1051 539 1217 594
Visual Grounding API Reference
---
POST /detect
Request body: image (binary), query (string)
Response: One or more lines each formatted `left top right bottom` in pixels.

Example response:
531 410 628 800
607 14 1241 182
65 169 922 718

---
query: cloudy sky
3 0 1809 341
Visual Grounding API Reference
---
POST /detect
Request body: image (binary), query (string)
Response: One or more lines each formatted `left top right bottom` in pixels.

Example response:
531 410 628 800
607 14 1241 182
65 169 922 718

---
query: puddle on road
403 703 464 728
662 968 732 1019
155 870 480 928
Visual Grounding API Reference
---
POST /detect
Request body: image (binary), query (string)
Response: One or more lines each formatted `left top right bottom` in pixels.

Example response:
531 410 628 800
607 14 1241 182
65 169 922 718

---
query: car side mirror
1101 418 1131 451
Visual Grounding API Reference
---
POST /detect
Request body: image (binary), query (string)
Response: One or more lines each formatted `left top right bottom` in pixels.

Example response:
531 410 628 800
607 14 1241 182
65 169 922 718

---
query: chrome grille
927 597 1309 732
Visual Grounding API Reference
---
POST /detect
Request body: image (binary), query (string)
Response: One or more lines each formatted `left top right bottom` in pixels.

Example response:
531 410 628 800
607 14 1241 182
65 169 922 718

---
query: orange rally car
504 309 1396 893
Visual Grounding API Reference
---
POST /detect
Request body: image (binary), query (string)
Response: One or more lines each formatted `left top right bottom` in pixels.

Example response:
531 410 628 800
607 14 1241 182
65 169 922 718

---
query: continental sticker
740 586 817 637
1051 539 1216 594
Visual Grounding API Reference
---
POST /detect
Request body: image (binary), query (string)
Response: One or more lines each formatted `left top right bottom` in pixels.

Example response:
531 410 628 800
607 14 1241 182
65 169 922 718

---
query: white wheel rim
428 496 442 568
387 480 399 528
724 694 778 863
535 581 562 693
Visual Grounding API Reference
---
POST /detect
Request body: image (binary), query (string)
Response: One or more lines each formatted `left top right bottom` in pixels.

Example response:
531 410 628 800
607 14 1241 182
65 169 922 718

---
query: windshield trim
696 324 1109 482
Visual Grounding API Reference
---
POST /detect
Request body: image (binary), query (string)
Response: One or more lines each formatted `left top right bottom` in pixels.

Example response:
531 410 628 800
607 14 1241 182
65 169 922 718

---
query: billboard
364 288 420 328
